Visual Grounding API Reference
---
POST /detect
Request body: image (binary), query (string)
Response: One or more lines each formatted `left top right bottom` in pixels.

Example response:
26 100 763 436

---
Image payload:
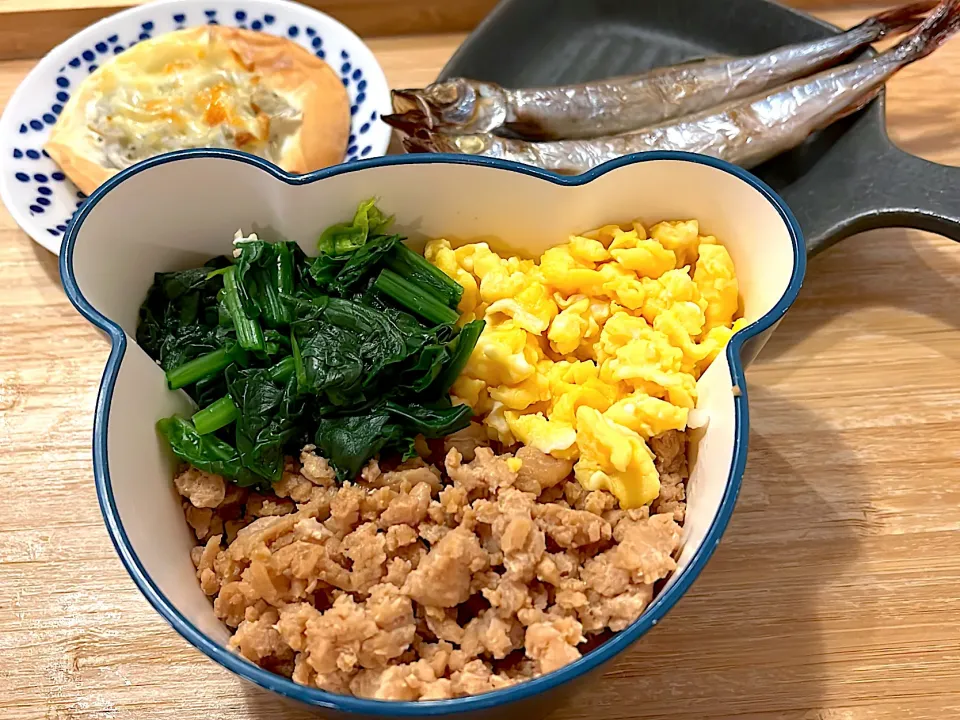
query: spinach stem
165 346 234 390
433 319 485 395
270 355 296 384
223 266 265 351
260 244 294 327
374 269 460 326
276 242 295 296
192 396 239 435
192 356 293 437
260 284 286 328
386 244 463 308
290 332 306 393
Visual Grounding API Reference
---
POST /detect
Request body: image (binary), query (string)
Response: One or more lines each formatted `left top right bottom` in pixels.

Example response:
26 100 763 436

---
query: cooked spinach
136 257 231 372
232 240 297 328
156 416 261 487
385 243 464 309
318 197 393 255
309 199 395 289
329 234 402 296
373 269 461 326
226 366 303 482
314 408 396 481
433 319 486 396
294 320 366 401
385 401 474 438
141 199 483 487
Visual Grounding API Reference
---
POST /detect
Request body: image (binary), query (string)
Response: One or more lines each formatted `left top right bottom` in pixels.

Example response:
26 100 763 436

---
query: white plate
0 0 392 255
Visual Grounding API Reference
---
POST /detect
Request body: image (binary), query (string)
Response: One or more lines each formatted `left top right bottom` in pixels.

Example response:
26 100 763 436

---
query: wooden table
2 2 960 718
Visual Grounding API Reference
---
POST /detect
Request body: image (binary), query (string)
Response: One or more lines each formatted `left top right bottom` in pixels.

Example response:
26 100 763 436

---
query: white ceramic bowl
0 0 392 255
60 149 804 717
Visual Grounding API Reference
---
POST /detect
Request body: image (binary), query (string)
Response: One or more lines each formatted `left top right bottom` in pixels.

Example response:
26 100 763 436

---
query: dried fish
386 0 936 141
397 0 960 175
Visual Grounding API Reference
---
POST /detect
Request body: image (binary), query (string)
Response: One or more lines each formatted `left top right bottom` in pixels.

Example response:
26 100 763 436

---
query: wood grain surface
0 0 922 60
0 0 498 60
2 3 960 719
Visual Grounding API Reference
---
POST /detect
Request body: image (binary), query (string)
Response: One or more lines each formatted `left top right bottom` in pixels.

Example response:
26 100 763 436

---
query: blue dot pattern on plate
10 6 384 238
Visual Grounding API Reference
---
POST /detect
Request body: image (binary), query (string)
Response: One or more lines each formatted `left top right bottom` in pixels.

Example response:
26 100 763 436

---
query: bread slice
46 26 351 195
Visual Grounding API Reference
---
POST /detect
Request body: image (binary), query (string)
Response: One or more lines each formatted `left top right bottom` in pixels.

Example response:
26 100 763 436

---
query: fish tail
865 0 940 37
893 0 960 61
819 86 885 130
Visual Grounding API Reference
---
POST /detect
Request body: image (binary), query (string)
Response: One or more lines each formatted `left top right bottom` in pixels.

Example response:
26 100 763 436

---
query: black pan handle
762 101 960 257
865 145 960 241
795 150 960 257
790 142 960 256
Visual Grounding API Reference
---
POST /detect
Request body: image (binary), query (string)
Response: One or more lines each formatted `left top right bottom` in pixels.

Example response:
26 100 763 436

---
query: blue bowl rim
59 148 805 715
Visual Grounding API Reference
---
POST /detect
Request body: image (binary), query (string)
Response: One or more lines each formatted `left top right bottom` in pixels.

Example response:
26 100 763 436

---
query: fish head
399 126 494 156
381 109 434 135
391 79 507 134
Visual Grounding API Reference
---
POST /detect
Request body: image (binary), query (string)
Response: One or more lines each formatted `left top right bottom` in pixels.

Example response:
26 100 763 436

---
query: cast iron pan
437 0 960 256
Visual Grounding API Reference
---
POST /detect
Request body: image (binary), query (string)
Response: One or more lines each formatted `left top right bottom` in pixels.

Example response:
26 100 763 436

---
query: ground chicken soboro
177 427 688 700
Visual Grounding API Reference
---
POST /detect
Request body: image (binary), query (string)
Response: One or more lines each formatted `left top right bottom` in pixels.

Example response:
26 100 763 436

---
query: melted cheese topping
85 33 301 169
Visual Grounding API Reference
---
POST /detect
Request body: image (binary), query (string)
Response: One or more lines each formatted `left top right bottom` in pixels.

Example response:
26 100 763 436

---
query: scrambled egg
426 220 742 509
